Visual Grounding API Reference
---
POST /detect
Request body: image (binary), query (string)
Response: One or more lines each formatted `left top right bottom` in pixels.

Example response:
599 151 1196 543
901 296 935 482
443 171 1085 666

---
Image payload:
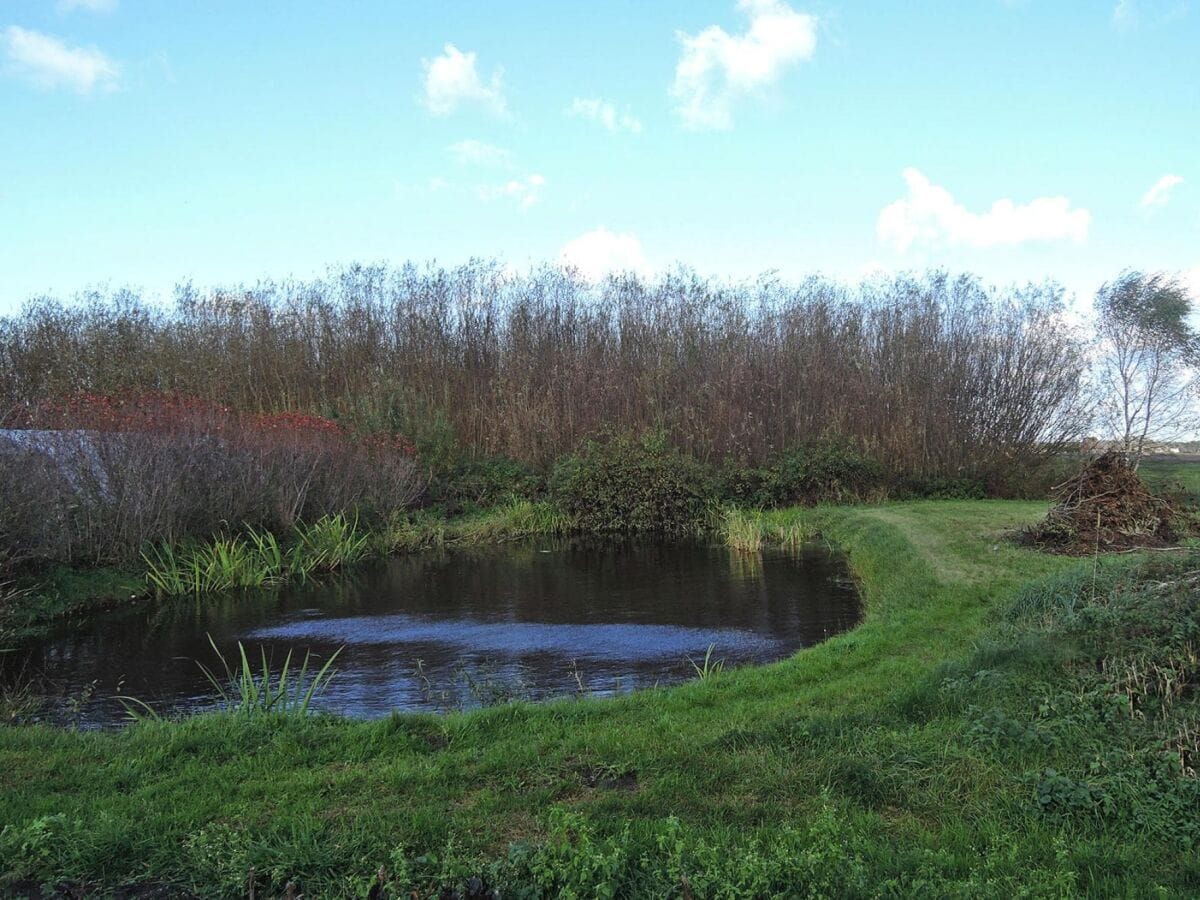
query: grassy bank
4 500 1196 896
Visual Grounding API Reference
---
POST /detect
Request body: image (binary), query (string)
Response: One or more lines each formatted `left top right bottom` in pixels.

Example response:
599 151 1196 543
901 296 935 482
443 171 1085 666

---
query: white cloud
567 97 642 134
420 43 506 118
1112 0 1191 28
57 0 118 12
447 139 512 167
877 168 1091 252
1 26 118 94
1140 174 1184 209
1112 0 1136 25
559 228 651 280
671 0 817 130
478 174 545 211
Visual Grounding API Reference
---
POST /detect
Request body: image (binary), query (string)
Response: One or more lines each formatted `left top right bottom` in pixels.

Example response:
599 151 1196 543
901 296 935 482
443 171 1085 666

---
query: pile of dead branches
1024 451 1176 554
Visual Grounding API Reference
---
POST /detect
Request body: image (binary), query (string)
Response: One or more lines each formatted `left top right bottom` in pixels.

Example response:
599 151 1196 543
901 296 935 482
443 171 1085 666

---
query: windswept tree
1095 270 1199 466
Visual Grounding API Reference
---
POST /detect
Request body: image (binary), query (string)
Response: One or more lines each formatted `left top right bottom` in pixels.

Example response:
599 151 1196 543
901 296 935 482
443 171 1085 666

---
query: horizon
1 1 1198 314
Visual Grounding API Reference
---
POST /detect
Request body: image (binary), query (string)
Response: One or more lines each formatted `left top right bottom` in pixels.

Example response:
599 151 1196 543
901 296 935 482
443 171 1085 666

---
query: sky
0 0 1197 315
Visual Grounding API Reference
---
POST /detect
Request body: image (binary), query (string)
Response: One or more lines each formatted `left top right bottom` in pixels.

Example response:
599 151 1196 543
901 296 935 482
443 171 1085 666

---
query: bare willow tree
1095 270 1200 467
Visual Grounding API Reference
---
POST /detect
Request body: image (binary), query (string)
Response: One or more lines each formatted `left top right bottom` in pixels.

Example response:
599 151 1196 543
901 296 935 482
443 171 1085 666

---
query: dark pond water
10 538 860 729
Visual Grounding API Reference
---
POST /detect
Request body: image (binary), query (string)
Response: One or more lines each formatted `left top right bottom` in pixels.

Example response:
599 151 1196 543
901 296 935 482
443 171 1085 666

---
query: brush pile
1024 451 1176 554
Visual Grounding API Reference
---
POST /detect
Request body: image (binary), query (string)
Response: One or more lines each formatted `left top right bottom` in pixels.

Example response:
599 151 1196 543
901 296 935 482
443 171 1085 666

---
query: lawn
1 500 1197 897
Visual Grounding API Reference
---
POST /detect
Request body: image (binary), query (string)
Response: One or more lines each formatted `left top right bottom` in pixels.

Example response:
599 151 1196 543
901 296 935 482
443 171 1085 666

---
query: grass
142 515 375 597
1139 457 1200 497
2 499 1198 896
720 505 825 553
195 637 342 718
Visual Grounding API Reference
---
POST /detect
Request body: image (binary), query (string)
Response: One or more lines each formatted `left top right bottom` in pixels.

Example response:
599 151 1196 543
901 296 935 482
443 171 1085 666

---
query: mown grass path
9 500 1188 897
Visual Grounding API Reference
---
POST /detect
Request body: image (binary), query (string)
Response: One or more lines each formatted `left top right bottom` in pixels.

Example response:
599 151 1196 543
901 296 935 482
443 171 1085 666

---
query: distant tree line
0 263 1091 487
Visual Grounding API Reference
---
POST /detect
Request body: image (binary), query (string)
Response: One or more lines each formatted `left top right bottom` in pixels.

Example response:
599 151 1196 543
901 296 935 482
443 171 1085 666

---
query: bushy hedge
432 455 544 511
716 439 885 507
551 431 712 534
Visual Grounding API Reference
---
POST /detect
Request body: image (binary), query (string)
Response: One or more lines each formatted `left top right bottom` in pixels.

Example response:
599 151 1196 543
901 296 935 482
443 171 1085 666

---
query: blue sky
0 0 1197 314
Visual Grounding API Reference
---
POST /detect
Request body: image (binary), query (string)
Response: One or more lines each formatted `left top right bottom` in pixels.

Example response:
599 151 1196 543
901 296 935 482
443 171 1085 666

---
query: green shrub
550 432 712 534
892 475 988 501
712 459 777 508
439 455 544 508
768 439 884 505
714 440 884 508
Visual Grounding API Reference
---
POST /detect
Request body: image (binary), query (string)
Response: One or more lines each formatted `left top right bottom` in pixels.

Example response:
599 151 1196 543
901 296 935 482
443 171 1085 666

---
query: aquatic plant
142 537 281 596
143 514 370 597
722 507 765 552
452 500 573 543
198 635 340 717
719 507 820 552
689 643 725 680
291 514 371 573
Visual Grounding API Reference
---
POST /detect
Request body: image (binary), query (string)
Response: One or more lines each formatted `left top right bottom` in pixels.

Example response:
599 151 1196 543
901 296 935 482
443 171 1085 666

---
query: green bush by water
551 431 713 535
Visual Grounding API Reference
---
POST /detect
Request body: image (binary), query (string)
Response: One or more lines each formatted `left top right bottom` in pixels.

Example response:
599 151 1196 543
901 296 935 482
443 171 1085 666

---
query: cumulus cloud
421 43 506 117
877 168 1091 252
1140 174 1184 209
671 0 817 130
448 139 512 167
567 97 642 133
57 0 118 12
1 25 118 93
478 174 545 211
559 228 651 280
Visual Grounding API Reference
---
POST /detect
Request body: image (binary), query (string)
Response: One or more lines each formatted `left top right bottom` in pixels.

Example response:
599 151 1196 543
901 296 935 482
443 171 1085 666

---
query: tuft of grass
688 643 725 680
721 507 765 552
292 513 371 573
197 635 341 718
143 514 373 597
720 506 821 551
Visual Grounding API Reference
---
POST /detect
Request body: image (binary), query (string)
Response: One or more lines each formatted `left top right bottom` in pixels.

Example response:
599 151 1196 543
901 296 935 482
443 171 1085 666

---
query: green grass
1139 457 1200 497
2 500 1198 897
0 565 145 645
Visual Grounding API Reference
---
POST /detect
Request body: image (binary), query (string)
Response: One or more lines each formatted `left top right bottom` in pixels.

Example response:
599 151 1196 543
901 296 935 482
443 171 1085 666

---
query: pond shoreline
4 500 1197 896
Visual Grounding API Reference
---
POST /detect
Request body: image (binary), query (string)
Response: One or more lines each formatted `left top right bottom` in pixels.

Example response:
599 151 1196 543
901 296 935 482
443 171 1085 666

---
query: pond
10 538 860 728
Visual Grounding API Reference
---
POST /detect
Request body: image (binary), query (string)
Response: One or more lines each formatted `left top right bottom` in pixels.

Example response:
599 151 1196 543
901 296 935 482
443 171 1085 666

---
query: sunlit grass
6 501 1196 896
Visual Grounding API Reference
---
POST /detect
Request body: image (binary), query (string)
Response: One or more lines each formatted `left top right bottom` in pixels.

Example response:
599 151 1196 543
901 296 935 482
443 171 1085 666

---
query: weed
197 635 340 717
689 644 725 680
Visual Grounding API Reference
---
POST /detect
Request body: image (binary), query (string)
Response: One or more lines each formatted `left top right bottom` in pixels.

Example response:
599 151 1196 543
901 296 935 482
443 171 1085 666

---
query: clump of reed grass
198 635 340 717
143 537 281 595
143 514 374 597
292 513 370 573
722 508 766 552
720 508 819 552
689 643 725 680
